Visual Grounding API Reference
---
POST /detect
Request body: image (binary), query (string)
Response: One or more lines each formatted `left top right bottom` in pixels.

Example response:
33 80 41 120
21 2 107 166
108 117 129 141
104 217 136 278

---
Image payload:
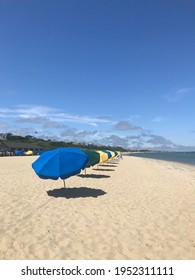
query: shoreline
125 154 195 172
124 152 195 168
0 156 195 260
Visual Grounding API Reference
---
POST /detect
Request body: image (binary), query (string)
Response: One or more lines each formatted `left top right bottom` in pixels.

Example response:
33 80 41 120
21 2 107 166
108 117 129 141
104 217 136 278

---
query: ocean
126 151 195 166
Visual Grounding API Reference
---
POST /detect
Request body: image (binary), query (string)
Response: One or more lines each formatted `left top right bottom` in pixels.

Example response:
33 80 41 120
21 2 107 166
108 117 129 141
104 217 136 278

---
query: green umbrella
82 149 100 168
33 150 39 155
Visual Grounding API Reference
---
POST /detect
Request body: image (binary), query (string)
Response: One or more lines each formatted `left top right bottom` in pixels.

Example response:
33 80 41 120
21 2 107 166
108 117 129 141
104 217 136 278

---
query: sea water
126 152 195 166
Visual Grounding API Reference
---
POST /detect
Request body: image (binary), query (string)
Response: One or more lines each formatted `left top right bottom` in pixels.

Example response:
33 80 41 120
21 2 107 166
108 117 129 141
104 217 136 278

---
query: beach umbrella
25 150 33 155
81 149 100 174
15 150 24 156
32 147 88 187
102 150 112 159
109 150 115 158
96 150 108 163
82 149 100 167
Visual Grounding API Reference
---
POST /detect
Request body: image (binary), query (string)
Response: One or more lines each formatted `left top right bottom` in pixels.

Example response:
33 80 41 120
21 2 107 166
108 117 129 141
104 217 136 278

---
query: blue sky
0 0 195 150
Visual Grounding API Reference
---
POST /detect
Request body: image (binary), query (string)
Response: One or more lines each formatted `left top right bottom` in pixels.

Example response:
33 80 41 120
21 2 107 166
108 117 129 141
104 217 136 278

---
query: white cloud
0 123 9 129
177 88 195 94
17 116 48 124
127 115 141 121
0 105 113 126
146 134 174 146
55 113 112 126
60 128 101 143
114 120 142 131
162 87 195 103
152 116 164 122
43 121 66 129
1 104 194 151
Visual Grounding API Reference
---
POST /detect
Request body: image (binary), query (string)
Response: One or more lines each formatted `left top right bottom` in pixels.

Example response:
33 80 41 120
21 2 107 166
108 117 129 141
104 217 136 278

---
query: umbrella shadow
93 168 115 171
47 187 107 199
98 164 117 167
77 174 110 178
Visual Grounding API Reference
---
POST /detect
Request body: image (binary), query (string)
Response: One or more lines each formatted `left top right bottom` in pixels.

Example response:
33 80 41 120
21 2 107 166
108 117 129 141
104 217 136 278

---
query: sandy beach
0 155 195 260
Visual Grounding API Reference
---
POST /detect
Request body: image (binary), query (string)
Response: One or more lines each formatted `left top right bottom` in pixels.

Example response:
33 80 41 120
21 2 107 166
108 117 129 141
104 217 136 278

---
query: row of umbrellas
32 147 119 187
15 150 44 156
15 150 33 156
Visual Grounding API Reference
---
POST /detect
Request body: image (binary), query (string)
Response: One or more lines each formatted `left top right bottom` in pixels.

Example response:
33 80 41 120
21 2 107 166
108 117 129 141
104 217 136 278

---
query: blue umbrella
15 150 24 156
32 147 88 187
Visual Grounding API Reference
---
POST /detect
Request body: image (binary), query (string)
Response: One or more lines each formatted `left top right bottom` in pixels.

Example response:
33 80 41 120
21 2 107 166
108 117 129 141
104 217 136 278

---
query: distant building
0 140 41 153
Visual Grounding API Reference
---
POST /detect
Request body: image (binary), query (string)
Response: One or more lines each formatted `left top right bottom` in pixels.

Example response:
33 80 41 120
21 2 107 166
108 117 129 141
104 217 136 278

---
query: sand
0 155 195 260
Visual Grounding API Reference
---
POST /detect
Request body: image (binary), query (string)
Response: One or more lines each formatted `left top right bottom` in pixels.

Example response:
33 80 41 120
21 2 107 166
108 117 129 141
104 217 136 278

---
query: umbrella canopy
25 150 33 155
32 147 88 180
102 150 112 159
15 150 24 156
96 150 108 163
109 151 116 158
82 149 100 167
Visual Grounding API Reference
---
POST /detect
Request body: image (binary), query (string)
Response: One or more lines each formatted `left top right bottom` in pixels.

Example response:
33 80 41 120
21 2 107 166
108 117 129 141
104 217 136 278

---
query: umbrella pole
85 168 86 175
63 179 66 188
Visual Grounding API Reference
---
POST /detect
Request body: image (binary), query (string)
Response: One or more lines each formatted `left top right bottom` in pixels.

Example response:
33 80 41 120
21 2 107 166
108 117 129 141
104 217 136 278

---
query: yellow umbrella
109 151 115 158
25 150 33 155
96 150 108 163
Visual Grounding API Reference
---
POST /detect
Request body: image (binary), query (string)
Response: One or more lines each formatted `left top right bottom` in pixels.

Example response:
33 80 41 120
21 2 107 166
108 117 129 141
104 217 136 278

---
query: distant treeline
3 133 128 152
